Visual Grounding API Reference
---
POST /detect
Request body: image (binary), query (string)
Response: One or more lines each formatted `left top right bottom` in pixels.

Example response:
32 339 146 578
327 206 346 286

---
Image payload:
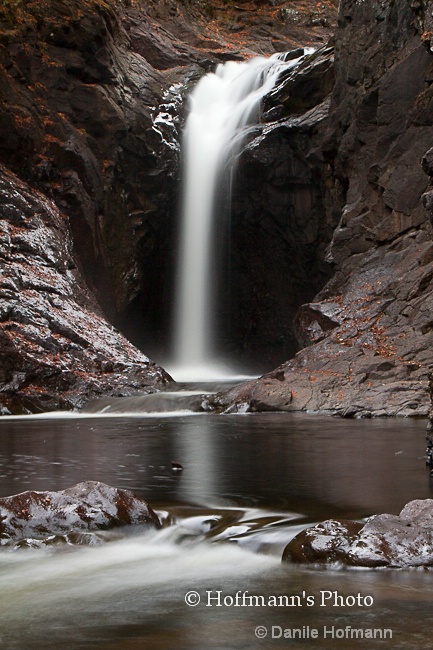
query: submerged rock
283 499 433 568
0 481 160 546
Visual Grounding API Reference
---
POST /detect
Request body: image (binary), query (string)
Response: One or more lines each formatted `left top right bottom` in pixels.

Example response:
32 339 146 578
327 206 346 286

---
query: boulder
283 499 433 568
0 481 160 545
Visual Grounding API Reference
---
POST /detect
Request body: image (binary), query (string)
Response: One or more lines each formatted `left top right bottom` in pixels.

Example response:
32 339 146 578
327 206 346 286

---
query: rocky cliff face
4 0 433 417
0 0 339 412
0 165 170 414
0 0 186 412
223 44 336 371
0 0 183 345
212 0 433 416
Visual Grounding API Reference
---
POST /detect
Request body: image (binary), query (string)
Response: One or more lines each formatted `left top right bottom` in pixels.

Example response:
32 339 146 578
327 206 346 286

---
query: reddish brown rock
142 0 338 60
283 519 363 564
283 500 433 568
0 165 171 414
0 481 160 544
211 0 433 417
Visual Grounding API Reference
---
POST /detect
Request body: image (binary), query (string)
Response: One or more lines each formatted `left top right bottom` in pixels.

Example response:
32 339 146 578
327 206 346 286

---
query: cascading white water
166 50 311 382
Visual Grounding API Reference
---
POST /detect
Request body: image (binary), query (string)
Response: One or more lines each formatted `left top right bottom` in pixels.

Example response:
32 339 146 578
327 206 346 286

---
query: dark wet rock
283 499 433 568
283 519 363 564
0 0 338 385
214 0 433 416
0 481 160 546
224 46 337 371
210 227 433 415
143 0 338 59
0 166 171 414
265 44 335 117
0 0 184 362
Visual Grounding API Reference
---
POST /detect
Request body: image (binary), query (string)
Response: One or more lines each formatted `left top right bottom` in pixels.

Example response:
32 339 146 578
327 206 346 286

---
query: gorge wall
0 0 190 413
223 44 336 371
213 0 433 416
2 0 433 416
0 0 338 412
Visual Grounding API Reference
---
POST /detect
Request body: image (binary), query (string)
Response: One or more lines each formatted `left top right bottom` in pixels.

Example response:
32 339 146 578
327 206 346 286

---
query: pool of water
0 410 431 649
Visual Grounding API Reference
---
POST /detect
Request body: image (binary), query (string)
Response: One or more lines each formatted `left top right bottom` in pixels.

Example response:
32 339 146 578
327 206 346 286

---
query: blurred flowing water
166 51 312 382
0 406 432 649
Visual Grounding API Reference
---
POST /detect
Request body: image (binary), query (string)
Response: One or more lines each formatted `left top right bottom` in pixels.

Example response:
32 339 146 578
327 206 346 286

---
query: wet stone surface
0 166 171 414
283 499 433 567
0 481 160 548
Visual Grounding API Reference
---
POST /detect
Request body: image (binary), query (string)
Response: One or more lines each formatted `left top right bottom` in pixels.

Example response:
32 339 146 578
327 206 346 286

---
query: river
0 400 432 649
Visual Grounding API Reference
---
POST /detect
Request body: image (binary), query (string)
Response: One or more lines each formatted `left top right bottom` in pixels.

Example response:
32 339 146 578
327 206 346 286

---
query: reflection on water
0 411 432 649
0 413 430 515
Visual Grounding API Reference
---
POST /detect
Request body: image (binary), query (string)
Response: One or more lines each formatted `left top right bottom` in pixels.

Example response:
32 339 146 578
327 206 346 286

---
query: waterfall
165 50 311 383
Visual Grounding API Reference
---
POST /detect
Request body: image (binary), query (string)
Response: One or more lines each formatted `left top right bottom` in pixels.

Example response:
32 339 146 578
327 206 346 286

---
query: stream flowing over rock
0 480 160 548
283 499 433 568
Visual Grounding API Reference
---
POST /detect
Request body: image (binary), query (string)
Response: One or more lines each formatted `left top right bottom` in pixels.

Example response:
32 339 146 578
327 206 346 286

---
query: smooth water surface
0 412 432 649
